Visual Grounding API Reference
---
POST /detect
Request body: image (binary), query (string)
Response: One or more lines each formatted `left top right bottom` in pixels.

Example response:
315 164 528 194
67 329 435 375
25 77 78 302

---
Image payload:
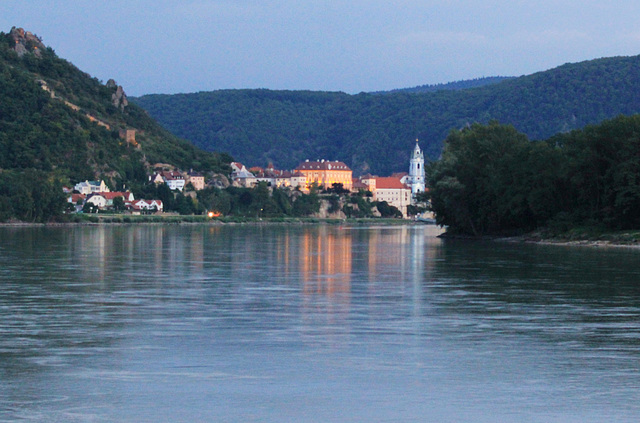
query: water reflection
430 239 640 353
2 225 640 422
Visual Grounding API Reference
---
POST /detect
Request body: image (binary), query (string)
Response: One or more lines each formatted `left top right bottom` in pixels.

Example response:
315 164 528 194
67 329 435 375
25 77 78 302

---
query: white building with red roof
132 199 163 212
374 176 412 217
86 192 135 209
230 162 257 187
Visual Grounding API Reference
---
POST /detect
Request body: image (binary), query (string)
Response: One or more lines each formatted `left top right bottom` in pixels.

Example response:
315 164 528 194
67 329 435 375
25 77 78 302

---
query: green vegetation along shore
428 115 640 237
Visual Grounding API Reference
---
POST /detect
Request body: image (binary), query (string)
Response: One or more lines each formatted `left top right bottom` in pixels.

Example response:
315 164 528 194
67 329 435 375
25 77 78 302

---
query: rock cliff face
107 78 129 110
10 27 45 57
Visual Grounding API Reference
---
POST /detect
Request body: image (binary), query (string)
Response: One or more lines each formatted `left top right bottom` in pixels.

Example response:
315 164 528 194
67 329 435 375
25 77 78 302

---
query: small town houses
66 141 429 218
68 180 164 214
67 186 164 214
229 141 429 218
68 168 205 213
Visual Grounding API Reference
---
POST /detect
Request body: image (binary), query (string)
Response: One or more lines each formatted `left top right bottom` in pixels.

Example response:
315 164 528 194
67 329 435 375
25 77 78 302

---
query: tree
82 202 98 214
428 121 535 235
112 196 125 212
292 192 320 216
326 182 350 195
376 201 402 218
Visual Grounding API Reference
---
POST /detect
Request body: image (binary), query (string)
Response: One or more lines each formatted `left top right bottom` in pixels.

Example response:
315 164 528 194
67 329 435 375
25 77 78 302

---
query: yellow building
187 171 205 191
295 160 352 191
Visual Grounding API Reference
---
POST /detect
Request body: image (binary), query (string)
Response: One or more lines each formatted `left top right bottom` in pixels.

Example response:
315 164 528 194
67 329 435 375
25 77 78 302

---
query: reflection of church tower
408 139 425 195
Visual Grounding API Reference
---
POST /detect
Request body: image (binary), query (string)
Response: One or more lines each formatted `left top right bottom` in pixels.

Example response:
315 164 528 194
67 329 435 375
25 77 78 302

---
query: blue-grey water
1 224 639 422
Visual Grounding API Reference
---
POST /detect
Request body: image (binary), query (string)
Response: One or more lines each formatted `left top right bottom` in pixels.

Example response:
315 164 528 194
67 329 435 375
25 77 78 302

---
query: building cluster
148 169 205 191
230 140 428 217
66 141 428 218
68 180 164 213
68 168 206 213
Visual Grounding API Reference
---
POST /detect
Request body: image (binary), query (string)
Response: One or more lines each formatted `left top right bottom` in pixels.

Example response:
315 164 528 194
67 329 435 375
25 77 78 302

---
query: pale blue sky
2 1 640 96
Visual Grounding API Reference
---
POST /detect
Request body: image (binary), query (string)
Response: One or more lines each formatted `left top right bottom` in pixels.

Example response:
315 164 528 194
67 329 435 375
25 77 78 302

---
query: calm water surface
1 224 639 422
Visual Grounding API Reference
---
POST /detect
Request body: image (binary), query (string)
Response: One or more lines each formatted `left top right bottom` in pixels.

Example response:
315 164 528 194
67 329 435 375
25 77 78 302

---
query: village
66 141 431 219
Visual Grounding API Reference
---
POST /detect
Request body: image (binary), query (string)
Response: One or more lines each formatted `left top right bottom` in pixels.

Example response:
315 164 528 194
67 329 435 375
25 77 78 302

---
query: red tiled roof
352 180 368 190
391 172 408 179
161 171 183 180
101 192 131 200
375 177 409 190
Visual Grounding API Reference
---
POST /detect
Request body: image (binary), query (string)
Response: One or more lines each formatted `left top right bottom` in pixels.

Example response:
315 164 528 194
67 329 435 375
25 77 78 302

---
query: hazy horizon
2 1 639 97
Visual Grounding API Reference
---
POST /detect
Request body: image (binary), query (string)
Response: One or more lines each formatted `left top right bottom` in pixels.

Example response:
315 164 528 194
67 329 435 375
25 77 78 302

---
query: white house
151 171 186 191
230 162 257 187
133 199 164 212
86 194 107 209
374 176 412 218
74 180 110 195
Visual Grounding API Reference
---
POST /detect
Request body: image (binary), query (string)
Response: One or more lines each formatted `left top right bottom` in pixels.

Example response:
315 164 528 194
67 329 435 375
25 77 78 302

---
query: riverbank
0 214 426 227
440 227 640 249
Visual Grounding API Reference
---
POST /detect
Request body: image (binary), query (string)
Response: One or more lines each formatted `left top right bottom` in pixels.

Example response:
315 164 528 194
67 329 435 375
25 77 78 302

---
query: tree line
427 115 640 235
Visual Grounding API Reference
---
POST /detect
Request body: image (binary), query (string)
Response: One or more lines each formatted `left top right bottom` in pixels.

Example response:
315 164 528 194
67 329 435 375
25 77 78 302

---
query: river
1 224 639 422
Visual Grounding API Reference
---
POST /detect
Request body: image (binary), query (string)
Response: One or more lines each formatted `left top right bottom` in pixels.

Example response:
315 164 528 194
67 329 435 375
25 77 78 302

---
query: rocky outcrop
109 81 129 111
10 27 45 57
314 198 347 219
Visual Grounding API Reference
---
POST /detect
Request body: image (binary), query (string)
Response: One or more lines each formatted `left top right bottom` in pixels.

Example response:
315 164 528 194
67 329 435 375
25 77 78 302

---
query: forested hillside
134 55 640 176
0 27 231 221
374 76 514 94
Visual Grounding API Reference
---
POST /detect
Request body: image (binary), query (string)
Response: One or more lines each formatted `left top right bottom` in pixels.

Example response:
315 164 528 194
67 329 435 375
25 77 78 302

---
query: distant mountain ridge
133 54 640 176
372 76 515 95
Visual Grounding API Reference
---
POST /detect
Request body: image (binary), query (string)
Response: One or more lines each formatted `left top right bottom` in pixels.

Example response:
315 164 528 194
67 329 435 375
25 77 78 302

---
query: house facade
187 171 205 191
85 192 134 209
374 177 412 217
230 162 257 187
151 171 186 191
132 199 164 212
295 160 352 191
74 180 110 195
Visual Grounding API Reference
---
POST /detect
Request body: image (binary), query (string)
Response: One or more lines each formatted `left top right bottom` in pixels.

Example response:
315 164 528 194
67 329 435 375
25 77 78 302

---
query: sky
2 1 640 96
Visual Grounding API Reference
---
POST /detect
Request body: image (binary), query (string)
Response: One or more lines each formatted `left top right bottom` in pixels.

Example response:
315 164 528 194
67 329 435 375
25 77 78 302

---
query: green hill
133 55 640 176
0 27 231 221
0 28 230 184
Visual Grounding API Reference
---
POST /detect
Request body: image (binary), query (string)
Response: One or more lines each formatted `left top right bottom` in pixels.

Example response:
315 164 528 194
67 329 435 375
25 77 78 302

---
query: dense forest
428 115 640 236
133 54 640 176
0 28 231 222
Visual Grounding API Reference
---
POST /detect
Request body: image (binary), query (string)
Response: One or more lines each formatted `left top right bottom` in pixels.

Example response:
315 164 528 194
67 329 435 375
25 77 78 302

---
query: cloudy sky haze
2 1 639 96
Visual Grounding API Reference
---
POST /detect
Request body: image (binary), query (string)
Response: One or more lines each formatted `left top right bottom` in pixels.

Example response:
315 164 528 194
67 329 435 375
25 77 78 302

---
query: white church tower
408 139 425 195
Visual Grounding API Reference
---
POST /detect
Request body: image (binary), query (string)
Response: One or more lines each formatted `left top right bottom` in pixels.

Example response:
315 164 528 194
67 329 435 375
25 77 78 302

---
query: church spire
409 138 425 195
